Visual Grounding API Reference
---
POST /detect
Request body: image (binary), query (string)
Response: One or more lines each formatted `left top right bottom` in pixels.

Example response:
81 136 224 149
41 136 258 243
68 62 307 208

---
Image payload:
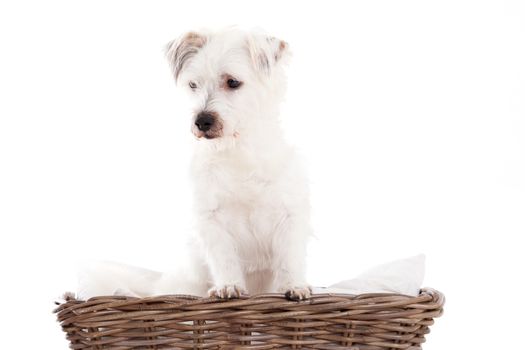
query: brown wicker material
55 288 444 350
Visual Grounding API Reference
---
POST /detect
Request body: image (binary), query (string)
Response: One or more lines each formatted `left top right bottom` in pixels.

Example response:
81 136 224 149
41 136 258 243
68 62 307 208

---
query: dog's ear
165 32 207 82
246 34 290 75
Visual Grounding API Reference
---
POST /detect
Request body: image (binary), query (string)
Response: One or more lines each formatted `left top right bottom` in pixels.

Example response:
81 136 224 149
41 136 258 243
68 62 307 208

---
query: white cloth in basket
312 254 425 296
76 254 425 300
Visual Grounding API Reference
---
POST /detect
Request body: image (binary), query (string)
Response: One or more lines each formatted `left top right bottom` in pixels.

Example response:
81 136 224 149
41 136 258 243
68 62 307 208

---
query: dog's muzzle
193 111 223 139
195 112 215 132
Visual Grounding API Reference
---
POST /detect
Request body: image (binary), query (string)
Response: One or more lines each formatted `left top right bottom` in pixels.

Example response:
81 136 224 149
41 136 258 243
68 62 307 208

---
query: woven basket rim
55 287 444 312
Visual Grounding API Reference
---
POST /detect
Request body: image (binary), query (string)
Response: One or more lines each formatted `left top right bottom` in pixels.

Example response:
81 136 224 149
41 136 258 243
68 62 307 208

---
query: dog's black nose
195 112 215 132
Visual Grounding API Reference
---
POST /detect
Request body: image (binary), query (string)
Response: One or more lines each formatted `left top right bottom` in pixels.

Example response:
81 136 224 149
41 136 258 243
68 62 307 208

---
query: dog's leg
201 225 247 299
273 218 312 301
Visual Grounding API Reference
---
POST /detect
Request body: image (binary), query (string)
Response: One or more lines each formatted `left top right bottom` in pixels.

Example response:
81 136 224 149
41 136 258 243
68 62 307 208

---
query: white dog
165 28 312 300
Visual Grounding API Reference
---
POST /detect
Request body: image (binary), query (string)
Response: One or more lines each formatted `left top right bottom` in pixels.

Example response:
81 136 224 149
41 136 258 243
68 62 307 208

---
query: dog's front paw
283 286 312 301
208 285 247 299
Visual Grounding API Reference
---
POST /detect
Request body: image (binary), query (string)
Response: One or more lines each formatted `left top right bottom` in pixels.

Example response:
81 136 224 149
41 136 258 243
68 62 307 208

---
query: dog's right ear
165 32 207 82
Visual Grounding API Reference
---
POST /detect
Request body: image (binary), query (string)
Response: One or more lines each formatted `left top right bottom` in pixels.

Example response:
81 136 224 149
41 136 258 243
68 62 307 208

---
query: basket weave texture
55 288 444 350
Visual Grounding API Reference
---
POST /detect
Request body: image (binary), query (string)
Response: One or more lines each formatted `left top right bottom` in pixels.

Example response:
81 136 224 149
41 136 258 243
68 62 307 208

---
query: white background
1 1 524 349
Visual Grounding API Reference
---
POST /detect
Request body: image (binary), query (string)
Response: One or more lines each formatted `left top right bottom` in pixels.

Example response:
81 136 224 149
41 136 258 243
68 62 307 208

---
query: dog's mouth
203 132 219 139
192 128 223 140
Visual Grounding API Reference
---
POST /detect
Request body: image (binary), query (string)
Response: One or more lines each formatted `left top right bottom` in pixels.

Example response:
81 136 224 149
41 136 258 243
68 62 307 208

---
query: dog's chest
195 156 288 265
202 155 277 203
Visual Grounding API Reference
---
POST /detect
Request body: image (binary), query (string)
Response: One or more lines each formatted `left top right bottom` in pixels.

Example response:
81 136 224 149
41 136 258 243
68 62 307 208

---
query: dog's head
166 28 289 148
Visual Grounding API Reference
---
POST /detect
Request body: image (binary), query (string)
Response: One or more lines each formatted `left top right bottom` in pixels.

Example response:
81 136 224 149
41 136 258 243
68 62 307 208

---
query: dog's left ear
165 31 207 82
247 34 290 75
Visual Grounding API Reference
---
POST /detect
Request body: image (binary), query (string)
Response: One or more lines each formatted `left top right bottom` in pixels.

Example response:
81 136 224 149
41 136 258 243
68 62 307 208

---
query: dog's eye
226 78 242 89
189 81 197 89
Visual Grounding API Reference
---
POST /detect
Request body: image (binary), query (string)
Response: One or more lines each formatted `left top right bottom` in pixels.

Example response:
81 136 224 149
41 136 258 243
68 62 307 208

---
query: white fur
166 28 312 299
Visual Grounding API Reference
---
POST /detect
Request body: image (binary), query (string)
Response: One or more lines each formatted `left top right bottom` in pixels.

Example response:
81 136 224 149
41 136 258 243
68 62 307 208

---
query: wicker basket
55 288 444 349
